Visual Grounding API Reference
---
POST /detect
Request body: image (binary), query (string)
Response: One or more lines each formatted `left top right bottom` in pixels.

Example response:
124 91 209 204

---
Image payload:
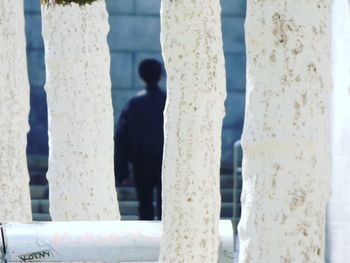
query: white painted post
0 1 32 222
159 1 227 262
41 1 120 220
239 1 332 262
327 0 350 262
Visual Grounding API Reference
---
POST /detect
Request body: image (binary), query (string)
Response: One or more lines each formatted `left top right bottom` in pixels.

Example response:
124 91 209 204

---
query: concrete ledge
1 221 234 263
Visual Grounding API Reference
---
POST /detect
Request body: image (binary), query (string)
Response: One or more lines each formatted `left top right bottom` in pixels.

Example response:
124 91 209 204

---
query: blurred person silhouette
114 59 166 220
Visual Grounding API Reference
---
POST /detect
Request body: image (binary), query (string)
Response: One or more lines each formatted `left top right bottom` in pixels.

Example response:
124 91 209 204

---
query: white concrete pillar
239 1 332 262
326 0 350 262
159 1 226 262
41 0 120 221
0 1 32 222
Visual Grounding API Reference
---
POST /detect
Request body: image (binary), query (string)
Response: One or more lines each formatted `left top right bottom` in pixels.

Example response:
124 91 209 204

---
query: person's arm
114 106 130 185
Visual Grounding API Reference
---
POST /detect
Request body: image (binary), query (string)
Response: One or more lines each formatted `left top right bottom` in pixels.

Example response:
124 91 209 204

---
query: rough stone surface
41 0 120 220
159 0 226 262
239 1 332 262
326 0 350 262
0 0 32 222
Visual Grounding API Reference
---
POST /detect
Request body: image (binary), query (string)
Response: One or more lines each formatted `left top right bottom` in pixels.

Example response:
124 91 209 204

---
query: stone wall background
24 0 246 164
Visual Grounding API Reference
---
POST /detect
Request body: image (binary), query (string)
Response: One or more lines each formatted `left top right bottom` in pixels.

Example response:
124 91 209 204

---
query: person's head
138 59 162 87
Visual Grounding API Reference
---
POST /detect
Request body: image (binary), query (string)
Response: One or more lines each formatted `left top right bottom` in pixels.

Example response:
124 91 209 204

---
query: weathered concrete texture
159 0 226 262
326 0 350 262
239 1 332 262
0 1 32 222
41 1 120 220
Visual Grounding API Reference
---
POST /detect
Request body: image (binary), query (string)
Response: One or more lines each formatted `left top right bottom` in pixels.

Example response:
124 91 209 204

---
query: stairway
117 171 235 220
28 157 236 221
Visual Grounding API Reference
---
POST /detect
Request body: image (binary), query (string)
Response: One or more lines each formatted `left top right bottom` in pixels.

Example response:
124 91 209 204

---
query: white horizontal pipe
0 221 233 263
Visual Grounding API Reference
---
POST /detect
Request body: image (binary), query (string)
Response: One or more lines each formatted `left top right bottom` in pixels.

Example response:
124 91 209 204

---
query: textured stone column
326 0 350 262
159 1 226 262
0 1 32 222
239 1 332 262
41 0 120 220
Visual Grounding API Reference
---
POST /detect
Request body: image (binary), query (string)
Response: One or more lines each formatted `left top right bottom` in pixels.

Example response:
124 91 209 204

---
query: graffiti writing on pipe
18 250 54 262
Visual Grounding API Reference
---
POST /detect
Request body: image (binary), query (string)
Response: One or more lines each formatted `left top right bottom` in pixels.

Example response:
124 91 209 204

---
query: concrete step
31 204 141 221
31 199 50 214
29 174 236 187
28 168 240 221
30 200 235 221
119 200 234 218
221 189 233 203
119 201 140 216
32 213 51 221
117 173 235 191
233 202 241 212
117 187 138 201
29 173 48 185
221 174 233 188
30 185 49 199
121 215 139 221
233 174 242 189
221 202 233 218
118 187 235 203
220 162 234 174
233 189 242 203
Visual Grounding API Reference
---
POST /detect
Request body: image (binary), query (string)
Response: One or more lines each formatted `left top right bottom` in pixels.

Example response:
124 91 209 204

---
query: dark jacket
114 86 166 183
